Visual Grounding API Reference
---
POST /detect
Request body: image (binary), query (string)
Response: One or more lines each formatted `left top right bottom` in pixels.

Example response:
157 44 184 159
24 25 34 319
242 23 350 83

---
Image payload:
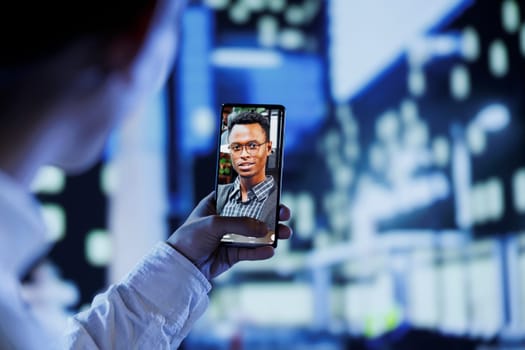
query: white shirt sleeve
63 242 211 349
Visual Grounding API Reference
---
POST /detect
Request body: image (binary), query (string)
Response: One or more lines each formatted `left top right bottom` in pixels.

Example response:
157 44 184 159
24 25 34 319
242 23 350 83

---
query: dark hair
0 1 153 67
227 111 270 141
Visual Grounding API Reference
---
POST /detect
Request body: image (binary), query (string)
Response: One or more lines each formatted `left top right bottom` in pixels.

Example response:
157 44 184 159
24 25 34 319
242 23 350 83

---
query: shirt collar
228 175 274 202
0 170 51 278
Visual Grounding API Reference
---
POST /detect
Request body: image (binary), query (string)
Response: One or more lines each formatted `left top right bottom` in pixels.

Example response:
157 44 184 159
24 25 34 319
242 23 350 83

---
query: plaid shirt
221 175 274 220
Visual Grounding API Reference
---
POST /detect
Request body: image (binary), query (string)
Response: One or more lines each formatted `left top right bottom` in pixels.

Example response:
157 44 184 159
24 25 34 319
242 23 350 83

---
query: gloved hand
167 192 292 280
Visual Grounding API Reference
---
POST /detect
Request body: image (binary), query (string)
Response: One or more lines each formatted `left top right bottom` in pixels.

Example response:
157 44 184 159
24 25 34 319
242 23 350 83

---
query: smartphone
215 103 285 247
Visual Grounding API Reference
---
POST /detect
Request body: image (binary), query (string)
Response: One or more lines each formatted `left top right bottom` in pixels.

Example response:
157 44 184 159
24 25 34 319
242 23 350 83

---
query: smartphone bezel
214 103 286 248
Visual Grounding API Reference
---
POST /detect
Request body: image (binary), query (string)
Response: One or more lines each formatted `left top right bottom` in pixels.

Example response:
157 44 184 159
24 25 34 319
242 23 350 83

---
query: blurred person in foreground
0 1 292 348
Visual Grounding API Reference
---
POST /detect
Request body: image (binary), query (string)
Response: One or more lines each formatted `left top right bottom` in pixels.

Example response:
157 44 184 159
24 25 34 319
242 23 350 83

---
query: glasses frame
228 141 268 155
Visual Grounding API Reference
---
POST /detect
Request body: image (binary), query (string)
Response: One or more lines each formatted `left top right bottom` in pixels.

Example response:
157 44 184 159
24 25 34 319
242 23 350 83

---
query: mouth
237 162 254 171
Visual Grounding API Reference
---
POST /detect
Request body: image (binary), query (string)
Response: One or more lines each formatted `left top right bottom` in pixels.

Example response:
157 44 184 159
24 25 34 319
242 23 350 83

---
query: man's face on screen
228 123 272 184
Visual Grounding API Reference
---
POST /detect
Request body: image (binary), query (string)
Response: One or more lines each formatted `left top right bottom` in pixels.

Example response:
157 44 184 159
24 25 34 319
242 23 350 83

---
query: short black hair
227 110 270 141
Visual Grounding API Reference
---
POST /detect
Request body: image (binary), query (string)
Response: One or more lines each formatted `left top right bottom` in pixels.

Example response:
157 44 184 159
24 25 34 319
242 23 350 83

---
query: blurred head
221 106 233 126
227 111 272 184
0 0 186 179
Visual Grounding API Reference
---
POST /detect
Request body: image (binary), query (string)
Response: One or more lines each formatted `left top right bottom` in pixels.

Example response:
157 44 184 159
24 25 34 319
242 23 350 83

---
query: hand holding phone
215 103 286 247
167 192 292 280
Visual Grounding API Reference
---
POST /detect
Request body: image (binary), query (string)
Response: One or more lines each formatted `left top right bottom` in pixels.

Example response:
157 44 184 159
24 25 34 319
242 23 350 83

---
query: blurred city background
26 0 525 349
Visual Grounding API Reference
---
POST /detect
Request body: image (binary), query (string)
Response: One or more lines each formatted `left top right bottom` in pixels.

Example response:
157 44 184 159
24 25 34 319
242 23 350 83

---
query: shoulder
216 183 234 212
217 182 233 194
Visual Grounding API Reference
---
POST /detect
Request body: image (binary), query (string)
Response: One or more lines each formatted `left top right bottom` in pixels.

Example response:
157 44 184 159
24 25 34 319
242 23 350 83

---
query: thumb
187 192 216 221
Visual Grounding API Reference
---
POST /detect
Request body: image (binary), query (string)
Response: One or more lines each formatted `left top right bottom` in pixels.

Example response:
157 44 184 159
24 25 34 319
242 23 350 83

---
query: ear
104 1 158 72
266 141 273 155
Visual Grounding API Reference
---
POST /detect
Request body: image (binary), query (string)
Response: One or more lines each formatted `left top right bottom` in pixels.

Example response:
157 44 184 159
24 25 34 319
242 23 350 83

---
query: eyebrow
230 140 261 144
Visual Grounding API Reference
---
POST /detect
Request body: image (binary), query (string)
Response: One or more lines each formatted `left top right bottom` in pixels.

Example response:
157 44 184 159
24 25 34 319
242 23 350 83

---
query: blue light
211 48 283 68
328 0 473 102
473 104 511 132
177 7 215 155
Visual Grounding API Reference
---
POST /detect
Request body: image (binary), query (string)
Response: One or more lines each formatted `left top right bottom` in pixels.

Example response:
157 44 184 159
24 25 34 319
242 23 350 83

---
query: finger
236 246 274 261
278 204 291 221
210 215 268 239
187 192 216 220
277 223 292 240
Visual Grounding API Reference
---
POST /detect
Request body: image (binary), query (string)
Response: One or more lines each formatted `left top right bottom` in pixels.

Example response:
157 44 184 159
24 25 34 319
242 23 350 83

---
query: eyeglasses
229 141 267 155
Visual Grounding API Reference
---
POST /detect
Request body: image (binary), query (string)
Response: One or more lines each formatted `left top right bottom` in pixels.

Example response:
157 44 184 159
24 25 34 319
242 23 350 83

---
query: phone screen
215 103 285 247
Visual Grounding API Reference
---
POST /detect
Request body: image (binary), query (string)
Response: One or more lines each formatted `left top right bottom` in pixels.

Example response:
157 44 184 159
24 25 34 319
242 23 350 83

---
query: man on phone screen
217 111 277 229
